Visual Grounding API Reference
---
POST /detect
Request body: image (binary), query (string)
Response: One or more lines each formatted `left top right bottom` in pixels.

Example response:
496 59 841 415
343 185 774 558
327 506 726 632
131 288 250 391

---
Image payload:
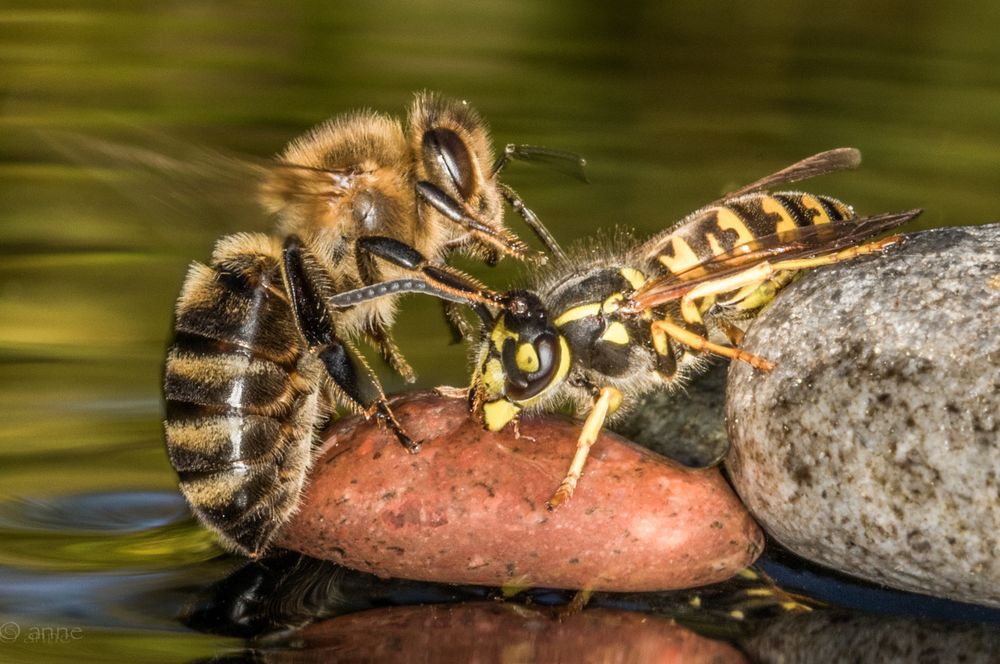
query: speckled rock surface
743 611 1000 664
726 223 1000 607
277 391 763 592
614 360 730 468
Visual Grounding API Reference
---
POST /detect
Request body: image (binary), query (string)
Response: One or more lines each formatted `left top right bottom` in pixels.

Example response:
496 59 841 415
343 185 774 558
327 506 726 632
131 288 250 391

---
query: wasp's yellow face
471 292 571 431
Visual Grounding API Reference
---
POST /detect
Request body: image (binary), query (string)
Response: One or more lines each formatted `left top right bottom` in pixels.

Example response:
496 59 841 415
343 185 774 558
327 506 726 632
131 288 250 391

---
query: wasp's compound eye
501 332 561 401
423 128 474 199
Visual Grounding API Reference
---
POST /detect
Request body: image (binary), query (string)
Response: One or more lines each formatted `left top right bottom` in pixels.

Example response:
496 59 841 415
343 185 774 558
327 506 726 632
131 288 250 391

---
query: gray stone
742 611 1000 664
725 223 1000 607
613 360 729 468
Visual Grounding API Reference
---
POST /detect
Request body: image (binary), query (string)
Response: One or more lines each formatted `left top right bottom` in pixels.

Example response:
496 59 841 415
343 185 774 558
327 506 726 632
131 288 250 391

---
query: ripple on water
0 490 220 572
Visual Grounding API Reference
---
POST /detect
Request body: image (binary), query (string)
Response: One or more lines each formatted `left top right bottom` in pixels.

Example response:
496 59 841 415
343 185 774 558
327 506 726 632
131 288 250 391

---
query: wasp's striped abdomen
163 233 322 556
655 191 854 276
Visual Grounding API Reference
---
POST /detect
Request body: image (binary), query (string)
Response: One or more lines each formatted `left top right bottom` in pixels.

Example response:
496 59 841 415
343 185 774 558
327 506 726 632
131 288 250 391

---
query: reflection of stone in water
248 603 749 664
182 551 808 642
181 551 494 639
743 611 1000 664
613 359 729 468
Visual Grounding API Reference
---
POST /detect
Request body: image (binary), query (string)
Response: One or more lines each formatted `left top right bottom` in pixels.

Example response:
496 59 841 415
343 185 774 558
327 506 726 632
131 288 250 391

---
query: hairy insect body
459 149 922 509
475 190 858 432
163 93 584 556
323 149 918 510
165 236 323 554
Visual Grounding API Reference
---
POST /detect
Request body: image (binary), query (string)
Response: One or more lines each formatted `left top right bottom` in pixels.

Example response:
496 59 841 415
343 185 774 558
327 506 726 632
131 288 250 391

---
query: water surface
2 2 999 661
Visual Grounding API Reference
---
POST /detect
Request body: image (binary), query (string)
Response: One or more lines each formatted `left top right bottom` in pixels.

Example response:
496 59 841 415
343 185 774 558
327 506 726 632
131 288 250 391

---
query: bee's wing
637 148 862 262
630 209 920 311
40 126 359 248
493 144 589 182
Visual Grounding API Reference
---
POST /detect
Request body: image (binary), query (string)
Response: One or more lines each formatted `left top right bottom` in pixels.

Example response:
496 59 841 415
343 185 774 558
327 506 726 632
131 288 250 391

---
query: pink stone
277 391 762 591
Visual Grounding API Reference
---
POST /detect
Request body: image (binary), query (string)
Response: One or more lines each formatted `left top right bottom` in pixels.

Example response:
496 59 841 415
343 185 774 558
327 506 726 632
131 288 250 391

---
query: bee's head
472 290 570 431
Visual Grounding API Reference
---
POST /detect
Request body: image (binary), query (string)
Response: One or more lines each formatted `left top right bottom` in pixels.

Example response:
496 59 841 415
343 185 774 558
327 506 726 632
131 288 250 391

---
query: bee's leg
498 182 566 262
317 340 420 453
650 319 774 371
351 238 417 382
282 235 420 453
414 181 541 261
365 320 417 383
547 383 623 511
442 300 475 344
441 234 503 267
355 236 502 308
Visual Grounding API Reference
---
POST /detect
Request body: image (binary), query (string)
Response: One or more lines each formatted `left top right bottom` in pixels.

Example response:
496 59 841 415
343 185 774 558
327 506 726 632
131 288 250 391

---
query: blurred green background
1 1 998 661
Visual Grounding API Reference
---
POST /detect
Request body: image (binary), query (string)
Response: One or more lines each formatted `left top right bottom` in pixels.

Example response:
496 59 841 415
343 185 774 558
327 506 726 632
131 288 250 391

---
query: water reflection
0 491 187 534
3 1 1000 662
233 603 748 664
180 550 1000 663
181 550 806 641
744 611 1000 664
0 490 218 573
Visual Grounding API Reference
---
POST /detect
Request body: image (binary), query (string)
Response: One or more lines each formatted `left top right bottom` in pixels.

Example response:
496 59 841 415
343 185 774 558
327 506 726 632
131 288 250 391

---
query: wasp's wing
637 148 863 262
630 209 919 311
714 147 861 203
40 126 359 249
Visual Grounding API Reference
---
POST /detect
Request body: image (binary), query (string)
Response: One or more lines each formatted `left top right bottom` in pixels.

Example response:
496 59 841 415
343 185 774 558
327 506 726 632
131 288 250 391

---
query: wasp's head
471 290 571 432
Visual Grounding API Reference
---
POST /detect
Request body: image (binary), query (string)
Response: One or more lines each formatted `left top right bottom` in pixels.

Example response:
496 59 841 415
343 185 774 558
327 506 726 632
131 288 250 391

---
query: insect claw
435 385 469 399
546 480 576 511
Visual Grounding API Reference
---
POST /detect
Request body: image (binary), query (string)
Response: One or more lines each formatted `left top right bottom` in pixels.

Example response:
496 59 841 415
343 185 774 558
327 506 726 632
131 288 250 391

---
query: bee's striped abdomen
163 234 321 556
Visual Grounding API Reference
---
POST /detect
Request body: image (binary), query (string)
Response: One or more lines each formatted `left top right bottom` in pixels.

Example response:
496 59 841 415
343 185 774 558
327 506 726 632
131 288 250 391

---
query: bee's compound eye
423 128 474 200
502 332 561 401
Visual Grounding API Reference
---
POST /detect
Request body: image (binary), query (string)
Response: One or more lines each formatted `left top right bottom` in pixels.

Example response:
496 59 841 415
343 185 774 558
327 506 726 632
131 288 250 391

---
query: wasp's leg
414 181 540 261
282 235 420 453
547 384 623 511
557 589 594 617
718 319 746 347
676 235 902 325
498 182 566 261
759 234 902 271
649 322 680 378
651 319 774 371
355 236 502 306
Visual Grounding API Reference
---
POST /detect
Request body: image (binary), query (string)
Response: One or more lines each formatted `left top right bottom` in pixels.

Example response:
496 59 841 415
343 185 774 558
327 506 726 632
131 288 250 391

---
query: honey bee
332 148 921 511
162 92 585 557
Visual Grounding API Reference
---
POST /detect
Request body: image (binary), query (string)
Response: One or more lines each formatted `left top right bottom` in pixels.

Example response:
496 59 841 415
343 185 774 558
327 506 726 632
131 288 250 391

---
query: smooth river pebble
726 223 1000 607
277 390 763 591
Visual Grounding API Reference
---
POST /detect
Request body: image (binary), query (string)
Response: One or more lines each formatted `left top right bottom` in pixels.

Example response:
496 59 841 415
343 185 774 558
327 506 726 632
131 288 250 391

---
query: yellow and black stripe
649 192 855 319
654 191 854 277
